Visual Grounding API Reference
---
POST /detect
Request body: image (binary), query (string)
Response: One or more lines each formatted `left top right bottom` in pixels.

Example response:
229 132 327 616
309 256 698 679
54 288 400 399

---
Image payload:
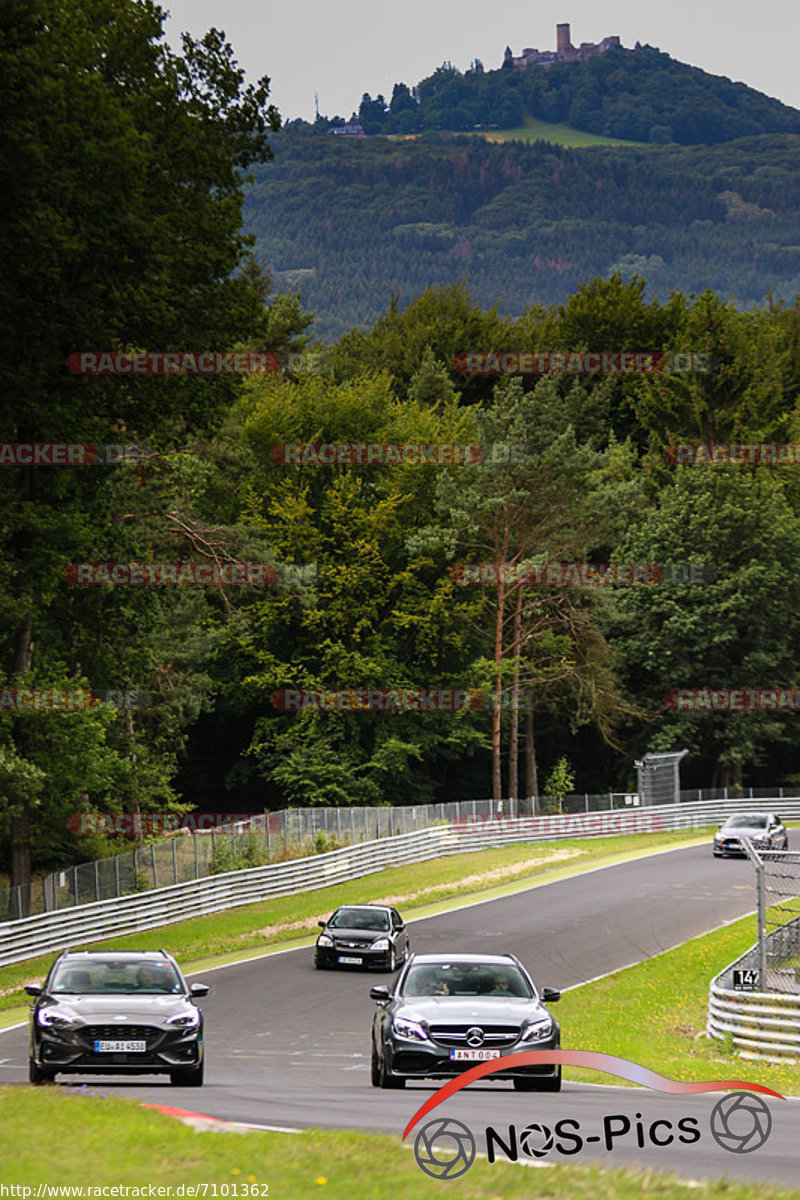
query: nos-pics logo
403 1051 781 1182
413 1094 773 1180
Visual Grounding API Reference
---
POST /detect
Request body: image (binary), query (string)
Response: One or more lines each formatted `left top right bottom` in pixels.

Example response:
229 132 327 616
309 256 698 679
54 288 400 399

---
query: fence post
115 856 121 898
194 834 199 878
585 793 589 812
151 843 158 888
94 860 100 902
756 857 767 989
133 848 138 890
172 837 178 885
73 865 79 905
16 886 23 921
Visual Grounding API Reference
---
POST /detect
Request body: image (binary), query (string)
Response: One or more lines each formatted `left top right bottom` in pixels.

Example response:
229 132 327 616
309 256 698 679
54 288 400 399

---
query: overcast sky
162 0 800 122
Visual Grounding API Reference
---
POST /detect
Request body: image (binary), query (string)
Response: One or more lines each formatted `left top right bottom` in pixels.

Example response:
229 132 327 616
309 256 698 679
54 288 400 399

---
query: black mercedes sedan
315 903 409 971
370 952 561 1090
27 949 209 1085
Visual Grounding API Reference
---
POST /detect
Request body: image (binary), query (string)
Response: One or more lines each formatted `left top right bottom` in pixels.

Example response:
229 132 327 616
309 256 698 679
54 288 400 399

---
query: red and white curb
142 1104 300 1134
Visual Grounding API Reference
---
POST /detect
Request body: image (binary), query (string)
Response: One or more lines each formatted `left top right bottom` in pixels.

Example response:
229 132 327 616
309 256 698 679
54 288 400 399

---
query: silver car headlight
37 1008 73 1029
166 1009 200 1028
317 934 334 948
371 938 390 951
520 1017 554 1042
393 1017 429 1042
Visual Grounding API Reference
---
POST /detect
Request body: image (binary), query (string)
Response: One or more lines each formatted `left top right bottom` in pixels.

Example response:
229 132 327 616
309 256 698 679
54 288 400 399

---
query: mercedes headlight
37 1008 73 1029
372 938 390 951
520 1017 554 1042
166 1009 200 1028
317 934 334 947
393 1017 428 1042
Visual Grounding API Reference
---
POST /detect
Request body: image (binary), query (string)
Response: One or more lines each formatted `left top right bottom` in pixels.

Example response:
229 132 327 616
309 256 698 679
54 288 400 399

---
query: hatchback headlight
393 1017 428 1042
317 934 334 947
520 1017 554 1042
372 938 390 951
166 1009 200 1028
37 1008 73 1029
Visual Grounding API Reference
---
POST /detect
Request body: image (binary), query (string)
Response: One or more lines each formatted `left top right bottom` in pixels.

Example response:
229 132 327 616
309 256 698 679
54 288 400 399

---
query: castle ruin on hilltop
504 22 631 69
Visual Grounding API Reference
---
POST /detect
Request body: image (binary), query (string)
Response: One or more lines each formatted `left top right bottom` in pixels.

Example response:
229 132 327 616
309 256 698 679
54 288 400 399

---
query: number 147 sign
732 968 760 991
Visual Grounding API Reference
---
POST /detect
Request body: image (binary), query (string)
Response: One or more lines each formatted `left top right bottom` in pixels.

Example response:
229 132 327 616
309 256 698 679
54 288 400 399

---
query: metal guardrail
3 797 800 970
5 785 796 920
708 950 800 1064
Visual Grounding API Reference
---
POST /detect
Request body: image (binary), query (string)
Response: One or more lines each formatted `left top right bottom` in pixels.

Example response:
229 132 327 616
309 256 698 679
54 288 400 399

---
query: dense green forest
245 130 800 342
4 0 800 890
339 46 800 145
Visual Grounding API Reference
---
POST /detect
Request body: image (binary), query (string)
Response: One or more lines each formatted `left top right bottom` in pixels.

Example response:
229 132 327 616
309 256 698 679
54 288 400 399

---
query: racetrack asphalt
2 843 798 1187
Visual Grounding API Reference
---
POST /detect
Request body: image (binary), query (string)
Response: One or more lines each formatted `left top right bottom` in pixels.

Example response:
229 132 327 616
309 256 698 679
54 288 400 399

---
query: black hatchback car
370 952 561 1091
315 904 409 971
27 949 209 1086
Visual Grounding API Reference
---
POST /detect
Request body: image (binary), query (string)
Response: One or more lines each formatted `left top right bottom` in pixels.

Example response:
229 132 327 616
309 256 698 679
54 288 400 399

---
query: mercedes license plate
94 1040 146 1053
450 1048 501 1062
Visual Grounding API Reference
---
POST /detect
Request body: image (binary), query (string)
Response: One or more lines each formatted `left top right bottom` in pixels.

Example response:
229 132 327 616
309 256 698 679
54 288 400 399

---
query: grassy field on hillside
472 115 644 146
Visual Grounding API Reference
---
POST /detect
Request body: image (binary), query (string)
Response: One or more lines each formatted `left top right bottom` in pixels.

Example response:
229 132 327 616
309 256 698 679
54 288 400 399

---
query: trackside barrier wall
708 933 800 1063
3 797 800 968
5 788 799 920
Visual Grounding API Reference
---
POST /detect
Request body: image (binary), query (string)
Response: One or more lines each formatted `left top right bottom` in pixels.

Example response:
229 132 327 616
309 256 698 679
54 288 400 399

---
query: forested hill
244 132 800 342
343 45 800 145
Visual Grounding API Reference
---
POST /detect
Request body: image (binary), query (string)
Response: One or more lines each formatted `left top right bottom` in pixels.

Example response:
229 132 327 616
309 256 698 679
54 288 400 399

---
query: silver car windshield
726 815 768 829
49 960 183 994
404 963 532 998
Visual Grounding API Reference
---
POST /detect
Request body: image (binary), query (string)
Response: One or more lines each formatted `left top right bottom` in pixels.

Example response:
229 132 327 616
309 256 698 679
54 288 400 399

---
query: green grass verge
3 1088 800 1197
559 913 800 1094
0 829 710 1018
472 115 643 146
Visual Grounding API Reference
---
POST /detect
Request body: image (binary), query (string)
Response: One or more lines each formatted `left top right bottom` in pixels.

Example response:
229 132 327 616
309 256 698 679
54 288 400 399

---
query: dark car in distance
713 813 789 857
315 904 409 972
370 952 561 1091
27 949 209 1086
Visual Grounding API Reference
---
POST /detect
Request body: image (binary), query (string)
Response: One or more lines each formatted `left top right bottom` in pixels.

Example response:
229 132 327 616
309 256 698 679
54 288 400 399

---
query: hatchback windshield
403 962 532 998
328 907 390 931
49 959 183 994
725 815 768 829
